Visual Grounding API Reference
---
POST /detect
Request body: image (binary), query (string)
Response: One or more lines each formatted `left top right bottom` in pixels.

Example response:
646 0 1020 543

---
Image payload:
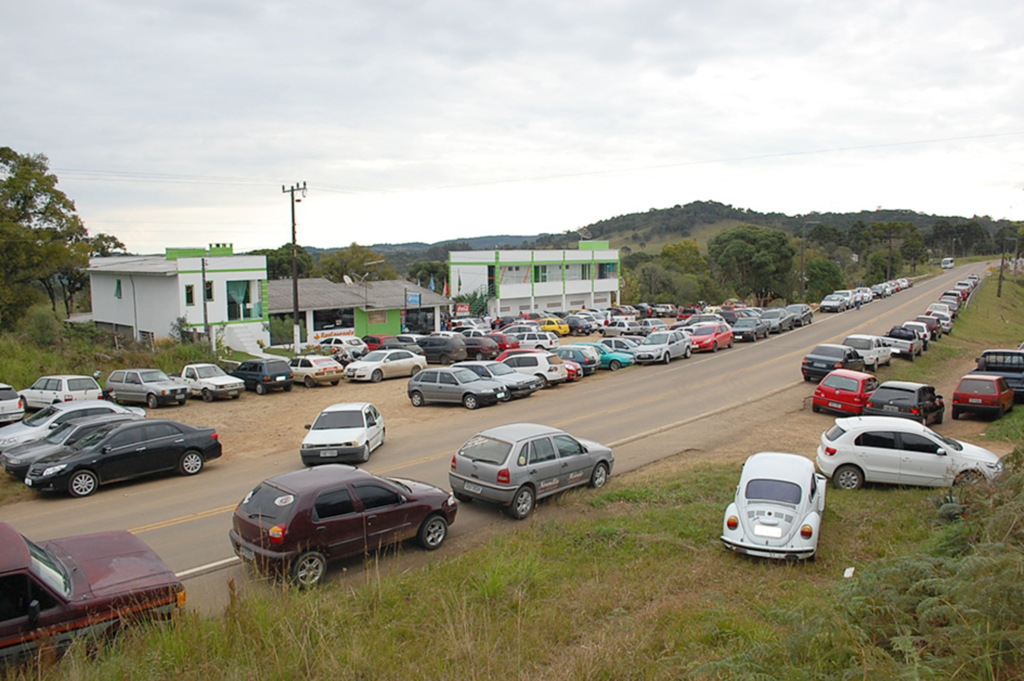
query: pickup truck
841 334 892 371
179 363 245 402
0 522 184 666
880 326 923 361
973 350 1024 400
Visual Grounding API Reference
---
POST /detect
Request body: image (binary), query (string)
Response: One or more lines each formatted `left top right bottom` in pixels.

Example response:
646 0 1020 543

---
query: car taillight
853 396 862 403
824 447 837 456
800 524 813 539
211 433 219 440
726 516 738 530
451 455 457 470
268 524 286 545
911 408 919 414
802 358 810 365
952 396 960 403
814 389 822 396
497 468 510 484
833 362 843 368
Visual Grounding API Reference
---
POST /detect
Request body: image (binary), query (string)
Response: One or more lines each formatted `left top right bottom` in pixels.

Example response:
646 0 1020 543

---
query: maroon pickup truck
0 522 184 666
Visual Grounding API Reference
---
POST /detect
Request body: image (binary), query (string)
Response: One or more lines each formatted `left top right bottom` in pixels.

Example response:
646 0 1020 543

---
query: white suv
501 352 568 388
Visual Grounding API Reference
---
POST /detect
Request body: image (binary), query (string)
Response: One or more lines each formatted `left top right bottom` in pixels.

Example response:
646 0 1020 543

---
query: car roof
823 369 874 380
740 452 815 482
0 523 30 574
834 415 931 433
810 343 848 351
474 423 563 443
959 374 1002 383
876 380 928 390
264 464 375 494
320 402 374 413
47 400 118 412
33 374 95 381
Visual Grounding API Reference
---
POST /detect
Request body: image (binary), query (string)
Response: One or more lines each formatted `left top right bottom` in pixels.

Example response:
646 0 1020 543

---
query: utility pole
283 182 307 351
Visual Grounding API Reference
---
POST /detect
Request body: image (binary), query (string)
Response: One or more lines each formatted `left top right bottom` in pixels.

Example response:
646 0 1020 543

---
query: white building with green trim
448 241 620 316
88 244 269 353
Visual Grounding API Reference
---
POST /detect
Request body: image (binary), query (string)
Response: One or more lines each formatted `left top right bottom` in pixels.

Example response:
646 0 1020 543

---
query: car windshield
71 424 119 450
44 421 77 444
25 537 72 598
733 320 755 328
458 435 513 464
139 370 172 382
812 346 844 358
643 333 670 345
452 369 480 383
488 363 515 376
932 432 964 452
313 410 364 429
761 310 782 319
196 365 227 378
239 483 294 522
692 327 714 336
745 479 802 505
23 406 60 427
361 351 388 363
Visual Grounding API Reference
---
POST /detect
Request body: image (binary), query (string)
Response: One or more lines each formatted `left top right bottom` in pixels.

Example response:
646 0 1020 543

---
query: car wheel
304 376 316 389
440 354 451 365
996 405 1005 419
589 462 609 489
711 342 718 353
410 391 424 407
463 394 480 410
371 369 383 383
232 393 241 399
178 450 204 476
609 360 621 371
290 551 327 588
68 470 99 498
952 408 960 420
146 393 159 409
909 351 915 362
955 469 984 486
727 338 733 349
359 442 370 463
418 514 448 550
833 465 863 490
662 353 671 364
812 403 821 413
409 365 421 377
500 391 512 402
751 333 756 343
255 382 267 395
330 380 340 386
201 388 213 403
475 352 485 361
683 346 692 359
283 383 293 392
177 397 187 406
885 356 892 367
506 486 535 520
934 410 944 425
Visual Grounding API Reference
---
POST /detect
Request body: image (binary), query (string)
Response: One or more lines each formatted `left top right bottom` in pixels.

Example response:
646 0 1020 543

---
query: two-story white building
88 244 270 354
448 241 620 316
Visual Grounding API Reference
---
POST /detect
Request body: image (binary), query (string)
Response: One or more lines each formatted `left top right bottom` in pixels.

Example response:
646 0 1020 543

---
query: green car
570 343 635 371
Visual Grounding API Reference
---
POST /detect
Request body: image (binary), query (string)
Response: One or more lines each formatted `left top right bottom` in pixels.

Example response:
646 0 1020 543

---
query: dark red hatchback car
229 465 457 587
952 374 1015 420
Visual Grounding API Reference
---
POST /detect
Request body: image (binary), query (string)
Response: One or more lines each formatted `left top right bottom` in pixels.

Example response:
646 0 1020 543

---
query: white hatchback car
19 375 103 410
300 402 385 465
816 416 1003 489
721 452 826 561
0 384 24 425
344 349 427 382
501 352 568 388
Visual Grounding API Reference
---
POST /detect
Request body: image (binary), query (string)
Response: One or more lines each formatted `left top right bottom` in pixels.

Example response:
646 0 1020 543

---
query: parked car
408 367 508 409
454 360 542 399
634 330 692 364
638 319 669 336
952 374 1015 420
880 326 924 360
179 363 245 401
601 319 643 337
317 336 368 358
732 317 769 342
501 352 569 388
801 344 867 381
19 375 103 410
344 349 427 382
689 323 734 353
841 334 892 371
597 336 639 356
486 332 521 351
562 315 595 336
447 423 614 519
862 381 944 425
785 304 814 326
902 321 932 351
23 418 221 497
926 310 954 334
570 342 635 371
300 402 384 465
514 331 559 351
230 358 294 395
462 335 500 361
760 308 796 333
229 465 457 587
972 349 1024 400
0 522 184 666
105 369 189 408
913 315 943 340
2 413 143 481
0 383 24 425
721 452 825 561
816 416 1002 489
379 336 426 354
285 356 344 388
416 336 469 365
537 317 570 336
361 335 395 351
553 346 601 375
0 400 145 455
818 294 847 313
812 369 878 416
501 323 540 336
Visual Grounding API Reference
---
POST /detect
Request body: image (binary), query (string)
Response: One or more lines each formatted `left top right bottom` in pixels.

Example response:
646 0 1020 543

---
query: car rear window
265 360 291 374
812 345 844 358
957 378 997 394
824 424 846 441
0 386 18 401
458 435 513 465
872 387 915 402
745 479 802 505
240 483 295 522
822 375 860 392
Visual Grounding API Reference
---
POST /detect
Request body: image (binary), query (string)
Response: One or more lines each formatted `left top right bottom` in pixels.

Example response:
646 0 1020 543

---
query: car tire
440 354 451 365
934 410 944 425
501 391 512 402
535 374 549 388
65 468 99 498
453 491 472 502
409 365 421 377
812 403 821 413
833 465 864 490
417 514 448 550
304 376 316 389
683 346 692 359
803 374 812 382
475 352 486 361
727 338 733 349
952 408 960 420
359 442 370 463
885 356 892 367
177 397 187 406
201 388 213 403
290 551 327 588
371 369 383 383
283 383 293 392
255 383 267 395
955 469 984 486
330 380 340 386
609 360 621 371
506 486 535 520
662 353 671 364
179 450 204 476
463 394 479 410
589 462 609 488
711 342 718 353
231 393 241 399
146 393 159 409
410 391 424 407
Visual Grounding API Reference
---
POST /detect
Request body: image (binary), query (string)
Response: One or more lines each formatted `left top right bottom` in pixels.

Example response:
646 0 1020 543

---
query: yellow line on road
130 504 237 534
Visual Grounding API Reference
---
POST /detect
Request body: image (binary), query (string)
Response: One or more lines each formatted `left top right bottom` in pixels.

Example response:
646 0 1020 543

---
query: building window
580 264 592 280
114 279 122 299
205 281 214 302
185 285 195 306
598 263 618 279
533 265 548 283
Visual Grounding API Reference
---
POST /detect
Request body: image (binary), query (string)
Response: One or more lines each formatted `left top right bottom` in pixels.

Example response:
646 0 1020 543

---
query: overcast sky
4 0 1023 254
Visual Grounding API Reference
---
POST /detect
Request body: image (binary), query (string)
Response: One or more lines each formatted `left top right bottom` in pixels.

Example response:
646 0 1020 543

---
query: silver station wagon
448 423 614 519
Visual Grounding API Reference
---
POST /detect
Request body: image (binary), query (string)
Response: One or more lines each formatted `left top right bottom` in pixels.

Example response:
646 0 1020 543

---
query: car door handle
367 515 377 524
561 462 569 468
174 439 185 443
317 526 327 531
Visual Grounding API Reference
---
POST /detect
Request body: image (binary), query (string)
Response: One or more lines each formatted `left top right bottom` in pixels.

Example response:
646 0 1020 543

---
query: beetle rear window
745 479 802 505
458 436 513 464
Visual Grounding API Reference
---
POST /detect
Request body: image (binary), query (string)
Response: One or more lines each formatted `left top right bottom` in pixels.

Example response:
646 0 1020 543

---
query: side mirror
103 445 112 453
936 448 946 456
304 424 311 430
936 395 943 400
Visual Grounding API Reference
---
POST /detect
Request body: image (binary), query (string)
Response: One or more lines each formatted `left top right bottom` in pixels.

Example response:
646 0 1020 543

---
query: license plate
24 477 31 487
883 405 899 412
319 450 338 457
275 376 285 382
464 482 483 494
228 391 239 397
829 402 843 409
497 392 507 399
969 398 982 404
239 546 254 561
815 362 827 368
753 525 783 538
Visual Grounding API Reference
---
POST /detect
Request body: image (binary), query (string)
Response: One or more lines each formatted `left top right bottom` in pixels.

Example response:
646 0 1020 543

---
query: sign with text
456 303 471 316
406 292 421 307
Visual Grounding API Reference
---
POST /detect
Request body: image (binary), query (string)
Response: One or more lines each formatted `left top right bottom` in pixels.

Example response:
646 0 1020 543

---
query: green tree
805 258 844 302
899 225 927 273
871 221 911 281
248 244 315 280
316 243 398 284
407 261 448 290
661 239 708 275
707 225 796 303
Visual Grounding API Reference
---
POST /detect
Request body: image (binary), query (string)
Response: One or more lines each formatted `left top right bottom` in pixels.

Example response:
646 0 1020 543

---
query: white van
941 257 955 269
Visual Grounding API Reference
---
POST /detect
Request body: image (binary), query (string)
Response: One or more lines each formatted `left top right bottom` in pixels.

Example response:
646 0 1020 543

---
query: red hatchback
812 369 878 415
361 334 395 351
486 332 521 351
952 374 1015 420
690 323 734 353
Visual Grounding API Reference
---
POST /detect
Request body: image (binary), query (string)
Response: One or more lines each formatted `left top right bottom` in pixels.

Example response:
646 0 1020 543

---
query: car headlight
481 389 494 394
0 437 16 446
41 464 67 477
986 461 1003 472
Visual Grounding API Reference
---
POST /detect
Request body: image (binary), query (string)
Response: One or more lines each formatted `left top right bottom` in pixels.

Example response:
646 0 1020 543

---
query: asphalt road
1 263 989 611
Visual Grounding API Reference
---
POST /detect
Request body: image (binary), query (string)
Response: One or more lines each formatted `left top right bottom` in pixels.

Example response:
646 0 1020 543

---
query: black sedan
23 419 222 497
801 344 866 381
786 304 814 327
732 317 769 342
862 381 945 425
1 413 141 480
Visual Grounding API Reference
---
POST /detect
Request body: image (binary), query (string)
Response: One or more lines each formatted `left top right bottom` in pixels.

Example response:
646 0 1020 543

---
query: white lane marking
176 556 240 579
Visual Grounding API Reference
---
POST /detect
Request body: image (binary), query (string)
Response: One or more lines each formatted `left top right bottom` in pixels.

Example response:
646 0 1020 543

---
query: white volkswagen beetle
721 452 825 561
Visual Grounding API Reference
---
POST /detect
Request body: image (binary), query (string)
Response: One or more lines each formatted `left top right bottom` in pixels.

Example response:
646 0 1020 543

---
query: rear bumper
448 472 516 506
721 537 815 560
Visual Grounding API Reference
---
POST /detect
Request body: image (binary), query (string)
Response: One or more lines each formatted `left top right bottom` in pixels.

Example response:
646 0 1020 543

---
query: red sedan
812 369 878 415
689 323 733 353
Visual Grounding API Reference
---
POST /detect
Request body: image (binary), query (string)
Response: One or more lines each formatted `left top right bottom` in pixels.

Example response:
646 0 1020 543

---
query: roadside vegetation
7 277 1024 680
